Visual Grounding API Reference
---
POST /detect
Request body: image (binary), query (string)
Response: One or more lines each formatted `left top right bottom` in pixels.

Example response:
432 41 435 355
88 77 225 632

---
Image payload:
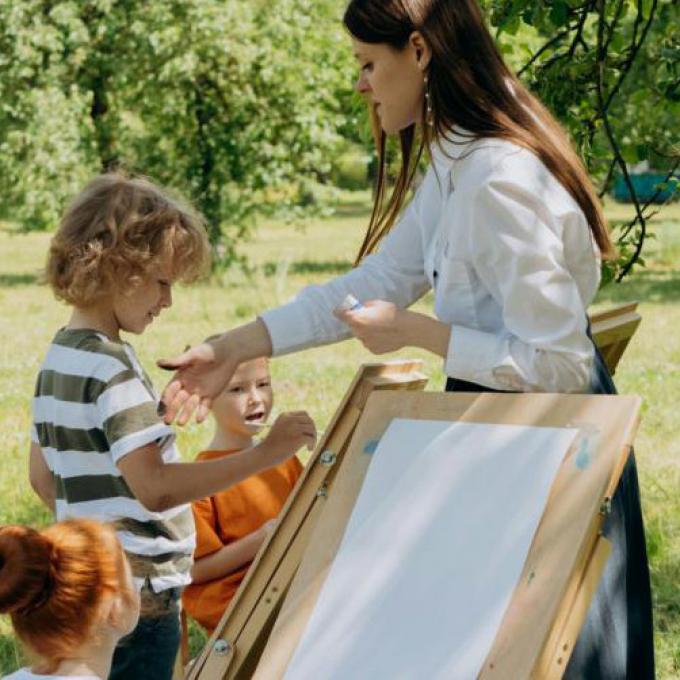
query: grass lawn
0 196 678 676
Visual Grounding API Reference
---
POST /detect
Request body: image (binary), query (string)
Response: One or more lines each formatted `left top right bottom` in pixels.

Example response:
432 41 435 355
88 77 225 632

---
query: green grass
1 197 679 676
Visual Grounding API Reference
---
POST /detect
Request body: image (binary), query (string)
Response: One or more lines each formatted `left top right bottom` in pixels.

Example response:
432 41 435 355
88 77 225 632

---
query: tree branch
594 0 648 279
602 0 659 113
601 0 626 56
598 158 617 198
616 159 680 245
568 0 594 58
518 26 574 76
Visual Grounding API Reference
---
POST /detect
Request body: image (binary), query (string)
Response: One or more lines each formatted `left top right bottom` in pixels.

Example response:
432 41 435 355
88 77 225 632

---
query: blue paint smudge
575 439 591 470
363 439 380 455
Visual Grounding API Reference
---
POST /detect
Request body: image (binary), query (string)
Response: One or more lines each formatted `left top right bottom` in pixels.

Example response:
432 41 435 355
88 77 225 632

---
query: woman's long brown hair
344 0 614 264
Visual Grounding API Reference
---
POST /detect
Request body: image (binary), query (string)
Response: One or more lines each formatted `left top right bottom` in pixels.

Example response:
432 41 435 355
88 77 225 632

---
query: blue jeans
109 586 181 680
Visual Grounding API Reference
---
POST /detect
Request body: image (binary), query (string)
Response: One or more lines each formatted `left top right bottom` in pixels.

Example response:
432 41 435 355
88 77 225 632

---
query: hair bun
0 525 54 615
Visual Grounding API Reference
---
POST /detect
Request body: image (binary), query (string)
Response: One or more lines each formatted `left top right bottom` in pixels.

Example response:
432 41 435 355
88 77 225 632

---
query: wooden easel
258 392 640 678
188 360 427 680
192 365 640 679
590 302 641 375
254 390 640 679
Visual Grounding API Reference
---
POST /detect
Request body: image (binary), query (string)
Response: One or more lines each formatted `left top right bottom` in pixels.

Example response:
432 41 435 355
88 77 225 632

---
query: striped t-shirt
31 328 195 592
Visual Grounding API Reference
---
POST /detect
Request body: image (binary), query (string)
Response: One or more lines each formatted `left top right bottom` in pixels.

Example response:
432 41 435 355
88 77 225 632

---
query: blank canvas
284 419 577 680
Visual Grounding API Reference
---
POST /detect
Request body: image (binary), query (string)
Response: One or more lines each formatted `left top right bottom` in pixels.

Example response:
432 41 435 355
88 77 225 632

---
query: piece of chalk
337 294 363 312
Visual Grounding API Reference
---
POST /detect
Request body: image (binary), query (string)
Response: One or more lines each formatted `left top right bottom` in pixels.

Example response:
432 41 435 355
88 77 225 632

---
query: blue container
613 173 679 203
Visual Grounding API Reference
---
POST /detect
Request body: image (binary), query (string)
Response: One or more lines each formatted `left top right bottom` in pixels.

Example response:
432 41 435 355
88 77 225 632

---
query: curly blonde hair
46 173 211 306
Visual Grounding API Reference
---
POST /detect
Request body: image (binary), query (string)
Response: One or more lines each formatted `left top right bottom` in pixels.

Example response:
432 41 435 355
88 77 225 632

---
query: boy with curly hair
28 173 317 679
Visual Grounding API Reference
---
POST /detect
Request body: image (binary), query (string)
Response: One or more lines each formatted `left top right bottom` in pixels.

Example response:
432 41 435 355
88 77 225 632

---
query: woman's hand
335 299 452 359
334 300 411 354
157 337 237 425
157 319 274 426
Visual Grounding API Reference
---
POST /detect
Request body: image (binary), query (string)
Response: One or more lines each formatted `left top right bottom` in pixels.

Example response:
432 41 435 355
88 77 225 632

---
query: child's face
112 262 174 335
211 358 273 440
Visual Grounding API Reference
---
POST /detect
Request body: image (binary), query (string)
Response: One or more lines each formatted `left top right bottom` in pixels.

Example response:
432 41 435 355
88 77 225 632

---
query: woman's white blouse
260 133 601 393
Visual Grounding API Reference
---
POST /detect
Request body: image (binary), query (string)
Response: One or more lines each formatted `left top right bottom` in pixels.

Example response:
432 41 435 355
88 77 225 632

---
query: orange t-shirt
182 449 303 633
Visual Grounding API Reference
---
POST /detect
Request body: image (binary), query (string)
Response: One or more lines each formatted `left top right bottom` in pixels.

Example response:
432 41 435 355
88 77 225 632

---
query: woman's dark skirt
445 348 655 679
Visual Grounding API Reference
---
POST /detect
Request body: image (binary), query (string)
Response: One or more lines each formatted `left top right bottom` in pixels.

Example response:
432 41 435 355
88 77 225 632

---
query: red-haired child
0 518 139 679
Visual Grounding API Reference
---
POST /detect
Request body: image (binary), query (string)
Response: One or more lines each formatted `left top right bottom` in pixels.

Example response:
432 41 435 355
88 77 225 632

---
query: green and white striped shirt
31 328 195 592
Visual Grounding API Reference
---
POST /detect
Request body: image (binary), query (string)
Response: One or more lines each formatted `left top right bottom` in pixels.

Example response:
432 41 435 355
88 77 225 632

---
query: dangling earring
423 73 434 127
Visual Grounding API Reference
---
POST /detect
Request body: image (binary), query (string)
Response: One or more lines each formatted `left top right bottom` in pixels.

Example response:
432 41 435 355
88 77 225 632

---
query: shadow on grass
651 556 680 626
647 515 680 675
330 201 372 218
597 270 680 305
262 259 352 277
0 273 39 287
0 632 23 676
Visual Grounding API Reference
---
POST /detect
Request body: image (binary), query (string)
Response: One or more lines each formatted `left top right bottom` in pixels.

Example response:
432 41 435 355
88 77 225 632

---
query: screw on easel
213 639 231 656
599 496 612 517
316 483 329 498
319 450 336 466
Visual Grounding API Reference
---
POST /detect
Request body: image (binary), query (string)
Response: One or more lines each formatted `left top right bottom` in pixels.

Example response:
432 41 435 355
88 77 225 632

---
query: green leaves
0 0 355 264
0 0 675 275
493 0 679 282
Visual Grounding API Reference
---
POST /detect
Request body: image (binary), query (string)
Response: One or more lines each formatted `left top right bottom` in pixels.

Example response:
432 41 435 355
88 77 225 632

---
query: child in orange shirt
182 358 305 633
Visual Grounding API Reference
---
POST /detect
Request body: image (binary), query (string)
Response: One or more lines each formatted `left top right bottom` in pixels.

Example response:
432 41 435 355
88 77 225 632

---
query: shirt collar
429 127 477 170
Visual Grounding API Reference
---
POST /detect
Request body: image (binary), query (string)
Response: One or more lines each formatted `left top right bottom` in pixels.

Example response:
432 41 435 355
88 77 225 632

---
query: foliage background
0 0 678 675
0 0 677 269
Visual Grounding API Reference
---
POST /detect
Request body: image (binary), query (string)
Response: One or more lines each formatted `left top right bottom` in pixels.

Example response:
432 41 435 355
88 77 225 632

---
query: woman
0 519 139 679
160 0 653 676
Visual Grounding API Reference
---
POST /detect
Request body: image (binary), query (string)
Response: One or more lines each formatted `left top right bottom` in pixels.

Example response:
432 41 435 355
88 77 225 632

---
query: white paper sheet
284 419 578 680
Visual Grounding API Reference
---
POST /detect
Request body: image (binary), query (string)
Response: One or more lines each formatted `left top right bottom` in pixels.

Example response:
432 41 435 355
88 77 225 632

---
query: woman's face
352 35 428 134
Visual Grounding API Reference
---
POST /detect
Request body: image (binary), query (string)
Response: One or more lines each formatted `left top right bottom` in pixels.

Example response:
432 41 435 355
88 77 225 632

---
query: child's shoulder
44 328 136 381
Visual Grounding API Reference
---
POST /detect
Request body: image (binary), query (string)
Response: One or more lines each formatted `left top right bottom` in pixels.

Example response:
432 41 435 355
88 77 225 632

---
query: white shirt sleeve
260 178 432 356
445 175 595 393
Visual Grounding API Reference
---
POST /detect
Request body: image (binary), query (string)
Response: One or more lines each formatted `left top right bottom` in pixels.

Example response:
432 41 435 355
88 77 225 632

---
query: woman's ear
409 31 432 71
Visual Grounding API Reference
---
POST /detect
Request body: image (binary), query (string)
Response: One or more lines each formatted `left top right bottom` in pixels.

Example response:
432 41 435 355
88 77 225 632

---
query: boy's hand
260 411 317 465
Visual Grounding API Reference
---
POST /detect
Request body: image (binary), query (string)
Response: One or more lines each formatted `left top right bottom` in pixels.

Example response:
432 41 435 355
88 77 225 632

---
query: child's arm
28 443 55 512
191 519 276 584
117 412 316 512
